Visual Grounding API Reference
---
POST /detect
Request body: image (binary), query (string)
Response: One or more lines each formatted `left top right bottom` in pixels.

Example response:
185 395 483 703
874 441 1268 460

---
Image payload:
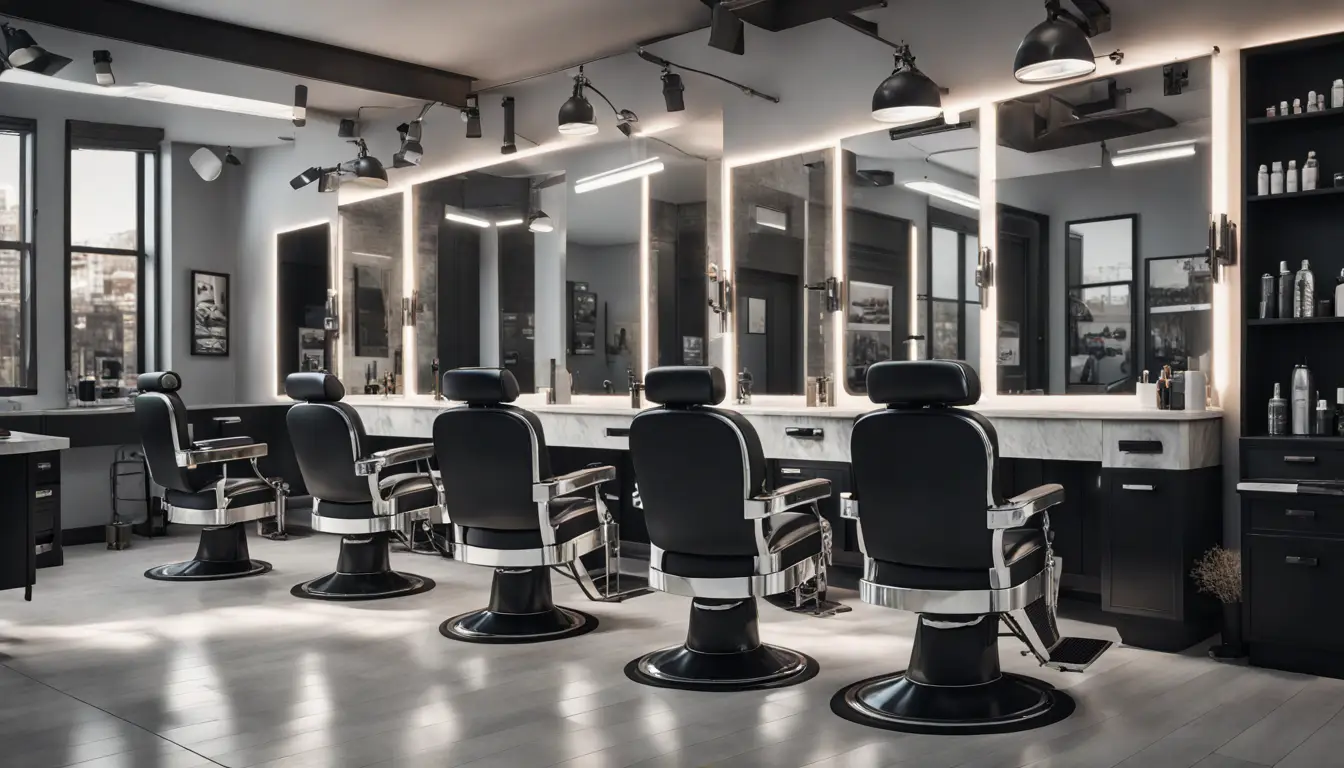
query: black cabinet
32 452 61 568
0 450 61 598
771 460 858 568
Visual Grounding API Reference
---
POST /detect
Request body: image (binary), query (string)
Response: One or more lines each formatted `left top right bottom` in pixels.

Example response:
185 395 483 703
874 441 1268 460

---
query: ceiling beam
0 0 475 106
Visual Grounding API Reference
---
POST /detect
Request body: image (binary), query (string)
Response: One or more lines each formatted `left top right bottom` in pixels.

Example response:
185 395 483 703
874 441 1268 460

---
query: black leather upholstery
459 497 598 550
286 400 370 503
443 367 520 404
435 404 550 530
137 371 182 392
166 478 276 511
285 372 345 402
316 487 439 519
645 366 726 407
661 512 822 578
867 530 1047 589
866 360 980 407
135 380 214 494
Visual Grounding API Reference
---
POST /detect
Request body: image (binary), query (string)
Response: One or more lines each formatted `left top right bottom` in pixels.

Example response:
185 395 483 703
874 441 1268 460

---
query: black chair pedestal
626 597 818 691
145 523 271 581
291 532 434 601
440 567 597 644
831 615 1075 735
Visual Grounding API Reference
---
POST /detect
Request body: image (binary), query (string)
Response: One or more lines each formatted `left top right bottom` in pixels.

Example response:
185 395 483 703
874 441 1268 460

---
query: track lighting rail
635 48 779 104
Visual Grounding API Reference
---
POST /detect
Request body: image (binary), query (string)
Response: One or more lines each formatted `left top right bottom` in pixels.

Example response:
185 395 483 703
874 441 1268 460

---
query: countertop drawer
1247 533 1344 647
1247 495 1344 537
1244 442 1344 482
29 452 60 485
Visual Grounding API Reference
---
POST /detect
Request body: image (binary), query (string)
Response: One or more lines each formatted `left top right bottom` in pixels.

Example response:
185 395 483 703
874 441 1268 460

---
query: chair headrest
137 371 182 393
443 368 519 404
285 372 345 403
645 366 725 407
867 360 981 407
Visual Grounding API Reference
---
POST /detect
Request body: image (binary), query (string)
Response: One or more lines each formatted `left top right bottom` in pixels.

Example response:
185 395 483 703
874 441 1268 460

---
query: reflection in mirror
995 57 1211 395
276 224 331 395
339 194 404 395
732 150 831 395
840 121 981 394
652 148 715 368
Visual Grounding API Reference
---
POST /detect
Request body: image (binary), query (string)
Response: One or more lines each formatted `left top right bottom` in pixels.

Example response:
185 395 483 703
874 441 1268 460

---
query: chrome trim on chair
452 526 605 568
647 554 822 600
175 442 268 468
987 484 1064 529
165 500 277 527
745 477 831 519
533 465 616 502
309 504 436 535
840 492 859 520
859 568 1046 614
355 443 436 476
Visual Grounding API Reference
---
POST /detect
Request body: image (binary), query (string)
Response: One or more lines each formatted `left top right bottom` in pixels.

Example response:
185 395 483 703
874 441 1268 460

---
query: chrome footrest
1045 637 1113 672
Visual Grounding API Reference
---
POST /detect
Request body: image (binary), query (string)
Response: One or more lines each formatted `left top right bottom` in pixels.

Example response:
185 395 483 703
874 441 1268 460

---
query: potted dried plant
1191 546 1245 659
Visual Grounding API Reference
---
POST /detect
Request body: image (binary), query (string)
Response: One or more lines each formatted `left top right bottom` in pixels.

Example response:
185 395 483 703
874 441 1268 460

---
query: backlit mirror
994 56 1212 394
731 149 832 395
338 194 405 395
276 223 331 395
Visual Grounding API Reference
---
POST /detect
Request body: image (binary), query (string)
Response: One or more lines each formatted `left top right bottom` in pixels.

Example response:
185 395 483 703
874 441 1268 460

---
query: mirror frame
274 219 335 398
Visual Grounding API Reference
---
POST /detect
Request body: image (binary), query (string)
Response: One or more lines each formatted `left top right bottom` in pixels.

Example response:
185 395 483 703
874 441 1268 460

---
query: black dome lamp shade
558 67 598 136
347 139 388 189
871 45 943 125
1013 4 1097 84
1 23 72 76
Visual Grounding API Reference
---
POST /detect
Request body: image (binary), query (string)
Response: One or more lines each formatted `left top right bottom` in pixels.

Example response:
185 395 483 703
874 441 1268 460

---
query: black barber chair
433 368 647 644
285 373 438 600
831 360 1113 734
134 372 287 581
625 366 842 691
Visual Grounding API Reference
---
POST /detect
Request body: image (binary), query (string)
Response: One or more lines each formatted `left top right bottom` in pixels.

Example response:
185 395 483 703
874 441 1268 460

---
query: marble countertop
0 431 70 454
3 401 270 416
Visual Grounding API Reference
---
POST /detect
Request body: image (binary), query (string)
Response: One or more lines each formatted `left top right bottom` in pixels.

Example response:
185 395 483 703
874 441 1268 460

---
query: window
925 209 981 371
1065 215 1136 393
0 118 36 394
67 122 161 388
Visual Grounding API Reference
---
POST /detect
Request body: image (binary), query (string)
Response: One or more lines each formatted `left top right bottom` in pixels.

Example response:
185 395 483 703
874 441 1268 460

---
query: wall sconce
1207 213 1238 283
976 246 995 305
707 262 732 333
806 277 841 313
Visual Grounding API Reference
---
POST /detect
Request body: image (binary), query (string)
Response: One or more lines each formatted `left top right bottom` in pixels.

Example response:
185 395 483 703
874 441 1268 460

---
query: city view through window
0 130 31 392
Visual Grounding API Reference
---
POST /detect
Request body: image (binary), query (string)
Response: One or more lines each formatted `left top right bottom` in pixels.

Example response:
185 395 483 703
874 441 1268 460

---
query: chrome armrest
533 465 616 502
840 492 859 520
987 483 1064 529
176 441 267 467
212 416 242 426
355 443 436 476
745 477 831 520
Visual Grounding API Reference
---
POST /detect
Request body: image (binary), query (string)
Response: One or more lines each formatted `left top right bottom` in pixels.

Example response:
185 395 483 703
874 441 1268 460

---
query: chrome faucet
737 368 753 406
627 368 644 409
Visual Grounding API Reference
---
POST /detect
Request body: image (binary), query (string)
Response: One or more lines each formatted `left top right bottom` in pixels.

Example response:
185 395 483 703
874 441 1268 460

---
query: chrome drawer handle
1285 556 1319 567
1285 509 1317 518
36 462 51 471
1284 456 1318 464
1121 484 1156 491
34 489 53 499
781 468 802 475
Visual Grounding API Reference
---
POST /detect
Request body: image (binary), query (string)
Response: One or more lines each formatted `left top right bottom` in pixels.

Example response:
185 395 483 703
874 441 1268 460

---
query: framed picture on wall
190 270 230 356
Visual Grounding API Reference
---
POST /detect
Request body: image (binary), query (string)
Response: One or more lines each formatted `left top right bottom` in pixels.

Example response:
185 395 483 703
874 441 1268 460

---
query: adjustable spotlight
224 147 242 167
337 119 359 138
501 96 517 155
462 95 482 139
558 68 598 136
92 50 114 86
292 85 308 128
527 210 554 234
661 69 685 112
0 23 71 75
616 109 639 138
1013 0 1109 84
707 0 745 55
290 166 326 190
871 44 943 125
393 121 423 168
190 148 223 182
345 139 388 188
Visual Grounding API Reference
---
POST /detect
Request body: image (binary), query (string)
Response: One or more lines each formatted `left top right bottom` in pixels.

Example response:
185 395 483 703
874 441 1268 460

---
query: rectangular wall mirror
994 56 1212 395
276 223 331 395
338 193 405 395
840 120 981 394
731 149 832 396
652 154 713 369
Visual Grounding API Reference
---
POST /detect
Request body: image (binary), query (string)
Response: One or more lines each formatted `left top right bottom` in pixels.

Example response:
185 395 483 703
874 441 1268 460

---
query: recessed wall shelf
1247 316 1344 326
1247 105 1344 126
1248 186 1344 203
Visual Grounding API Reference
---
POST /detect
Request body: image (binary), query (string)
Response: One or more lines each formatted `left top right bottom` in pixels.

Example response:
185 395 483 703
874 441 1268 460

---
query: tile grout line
0 659 229 767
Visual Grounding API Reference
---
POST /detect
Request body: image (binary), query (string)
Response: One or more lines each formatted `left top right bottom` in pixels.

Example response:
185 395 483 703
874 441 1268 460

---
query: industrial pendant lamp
558 66 598 136
0 23 72 75
871 44 943 125
346 139 388 188
1013 0 1098 84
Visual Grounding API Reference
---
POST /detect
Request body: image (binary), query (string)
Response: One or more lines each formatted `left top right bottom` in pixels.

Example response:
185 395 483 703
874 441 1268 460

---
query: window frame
64 122 162 386
0 116 38 396
924 206 981 361
1063 213 1139 394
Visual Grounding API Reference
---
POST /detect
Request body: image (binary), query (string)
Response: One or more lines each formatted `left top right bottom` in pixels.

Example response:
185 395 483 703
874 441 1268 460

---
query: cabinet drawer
1248 534 1344 647
1248 495 1344 537
1244 444 1344 482
29 452 59 484
1102 469 1182 618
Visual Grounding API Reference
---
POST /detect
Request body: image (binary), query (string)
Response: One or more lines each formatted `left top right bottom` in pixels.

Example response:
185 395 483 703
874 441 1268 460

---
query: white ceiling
131 0 711 85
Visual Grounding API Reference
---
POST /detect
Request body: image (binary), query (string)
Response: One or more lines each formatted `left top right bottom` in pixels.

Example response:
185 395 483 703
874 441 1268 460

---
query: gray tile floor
1 532 1341 768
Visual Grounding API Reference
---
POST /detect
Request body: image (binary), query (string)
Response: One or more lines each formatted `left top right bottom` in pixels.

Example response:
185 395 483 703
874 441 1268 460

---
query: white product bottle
1309 91 1319 112
1271 161 1285 194
1304 151 1319 191
1320 94 1327 112
1288 160 1300 193
1294 98 1304 114
1281 100 1290 116
1334 79 1344 109
1335 268 1344 318
1258 164 1270 196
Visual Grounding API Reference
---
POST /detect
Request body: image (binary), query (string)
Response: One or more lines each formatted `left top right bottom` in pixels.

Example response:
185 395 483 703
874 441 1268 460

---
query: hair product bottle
1269 382 1288 436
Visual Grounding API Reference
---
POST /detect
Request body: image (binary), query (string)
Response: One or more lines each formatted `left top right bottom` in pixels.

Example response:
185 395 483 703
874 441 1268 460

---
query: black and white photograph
299 327 325 371
190 270 229 356
847 281 893 329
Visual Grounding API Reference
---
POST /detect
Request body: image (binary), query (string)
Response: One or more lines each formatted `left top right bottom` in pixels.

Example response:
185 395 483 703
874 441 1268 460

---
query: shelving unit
1248 186 1344 202
1247 105 1344 126
1247 316 1344 326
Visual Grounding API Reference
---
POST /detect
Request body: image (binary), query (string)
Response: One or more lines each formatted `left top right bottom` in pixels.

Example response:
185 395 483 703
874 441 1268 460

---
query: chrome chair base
625 597 818 692
144 523 272 581
831 613 1074 735
291 532 434 601
439 567 598 644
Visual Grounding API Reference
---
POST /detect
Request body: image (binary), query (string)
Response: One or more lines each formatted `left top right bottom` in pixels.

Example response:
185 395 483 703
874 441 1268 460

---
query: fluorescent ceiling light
495 218 524 228
904 180 981 211
1110 140 1198 167
754 205 787 231
350 251 392 260
0 69 293 120
574 157 664 194
444 212 491 228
